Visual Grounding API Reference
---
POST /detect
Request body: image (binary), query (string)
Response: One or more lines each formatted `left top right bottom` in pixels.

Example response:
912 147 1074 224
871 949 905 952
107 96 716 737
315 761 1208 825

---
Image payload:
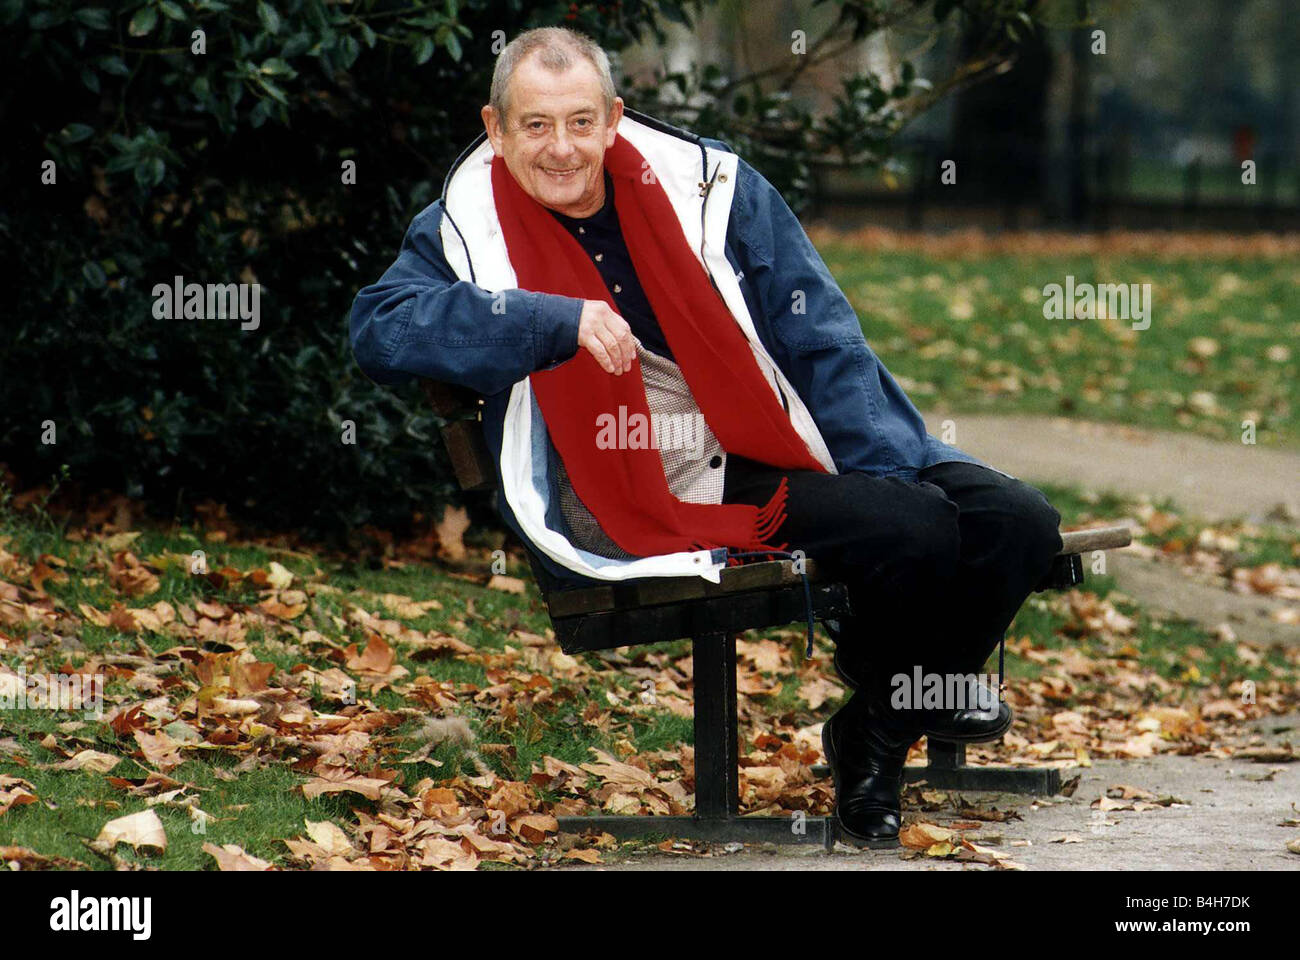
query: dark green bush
0 0 695 539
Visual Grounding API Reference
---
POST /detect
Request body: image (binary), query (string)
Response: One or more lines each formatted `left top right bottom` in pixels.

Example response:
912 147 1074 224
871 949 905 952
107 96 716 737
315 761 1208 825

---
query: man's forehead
508 56 604 117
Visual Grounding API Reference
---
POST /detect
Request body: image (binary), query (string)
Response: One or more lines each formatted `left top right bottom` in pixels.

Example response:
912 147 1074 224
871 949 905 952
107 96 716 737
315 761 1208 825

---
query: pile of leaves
1 492 1297 870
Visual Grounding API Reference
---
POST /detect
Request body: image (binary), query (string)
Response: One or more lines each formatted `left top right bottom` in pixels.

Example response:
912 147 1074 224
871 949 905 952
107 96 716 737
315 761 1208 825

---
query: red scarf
491 136 827 558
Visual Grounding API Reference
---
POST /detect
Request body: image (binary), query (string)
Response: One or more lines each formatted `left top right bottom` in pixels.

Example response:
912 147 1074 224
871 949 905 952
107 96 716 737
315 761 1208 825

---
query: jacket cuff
531 292 584 369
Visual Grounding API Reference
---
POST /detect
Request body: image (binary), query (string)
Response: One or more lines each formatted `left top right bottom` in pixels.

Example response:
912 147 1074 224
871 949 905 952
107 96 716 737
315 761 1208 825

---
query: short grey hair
489 27 617 128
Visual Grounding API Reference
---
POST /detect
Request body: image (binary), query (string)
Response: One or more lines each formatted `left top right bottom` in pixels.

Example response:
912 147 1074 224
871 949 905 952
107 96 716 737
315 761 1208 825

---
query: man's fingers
596 327 626 375
600 329 625 373
607 317 634 373
584 335 615 373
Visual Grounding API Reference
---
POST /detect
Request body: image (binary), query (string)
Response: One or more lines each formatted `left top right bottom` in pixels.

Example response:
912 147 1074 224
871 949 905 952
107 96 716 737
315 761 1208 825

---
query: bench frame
420 381 1131 846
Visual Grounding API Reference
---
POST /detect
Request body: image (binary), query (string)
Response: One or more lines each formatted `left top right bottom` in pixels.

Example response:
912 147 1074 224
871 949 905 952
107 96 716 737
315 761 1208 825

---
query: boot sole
821 715 902 850
833 649 1014 744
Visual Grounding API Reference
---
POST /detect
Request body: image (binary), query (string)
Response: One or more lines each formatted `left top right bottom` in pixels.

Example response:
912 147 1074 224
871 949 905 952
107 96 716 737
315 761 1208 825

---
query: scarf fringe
686 475 792 559
740 475 791 554
751 475 790 543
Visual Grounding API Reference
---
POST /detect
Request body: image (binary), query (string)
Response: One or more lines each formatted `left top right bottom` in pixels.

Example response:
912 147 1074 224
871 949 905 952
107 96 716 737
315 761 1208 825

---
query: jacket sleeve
348 199 585 395
727 155 929 476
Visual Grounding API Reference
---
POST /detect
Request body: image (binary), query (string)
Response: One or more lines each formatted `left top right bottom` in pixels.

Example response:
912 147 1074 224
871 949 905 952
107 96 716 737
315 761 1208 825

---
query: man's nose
548 127 577 157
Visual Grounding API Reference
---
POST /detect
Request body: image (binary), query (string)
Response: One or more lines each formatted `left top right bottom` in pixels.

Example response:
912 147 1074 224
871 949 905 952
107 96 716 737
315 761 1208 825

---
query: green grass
2 753 358 870
820 249 1298 446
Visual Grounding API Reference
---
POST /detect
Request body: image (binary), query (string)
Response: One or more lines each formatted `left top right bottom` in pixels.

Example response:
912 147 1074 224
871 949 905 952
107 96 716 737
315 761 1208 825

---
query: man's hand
577 300 636 375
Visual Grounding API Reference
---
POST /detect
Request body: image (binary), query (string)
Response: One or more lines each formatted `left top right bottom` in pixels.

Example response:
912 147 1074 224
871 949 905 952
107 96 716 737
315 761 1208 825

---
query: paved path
1109 553 1296 647
566 716 1300 871
920 413 1298 521
926 413 1298 646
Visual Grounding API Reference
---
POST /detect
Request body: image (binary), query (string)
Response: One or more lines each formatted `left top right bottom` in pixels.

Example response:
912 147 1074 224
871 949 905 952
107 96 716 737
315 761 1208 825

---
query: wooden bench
421 381 1132 846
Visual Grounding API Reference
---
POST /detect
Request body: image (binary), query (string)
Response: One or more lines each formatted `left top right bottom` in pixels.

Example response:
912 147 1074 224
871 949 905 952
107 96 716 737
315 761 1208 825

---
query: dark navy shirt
546 169 676 363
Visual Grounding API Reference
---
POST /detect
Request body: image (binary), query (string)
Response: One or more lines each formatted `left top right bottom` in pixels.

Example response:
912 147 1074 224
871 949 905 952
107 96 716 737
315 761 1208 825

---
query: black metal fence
810 137 1300 232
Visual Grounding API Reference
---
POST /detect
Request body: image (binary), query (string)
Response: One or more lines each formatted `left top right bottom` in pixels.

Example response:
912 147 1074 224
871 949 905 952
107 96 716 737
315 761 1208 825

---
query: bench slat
546 558 821 619
1058 525 1132 554
552 581 853 653
545 526 1134 618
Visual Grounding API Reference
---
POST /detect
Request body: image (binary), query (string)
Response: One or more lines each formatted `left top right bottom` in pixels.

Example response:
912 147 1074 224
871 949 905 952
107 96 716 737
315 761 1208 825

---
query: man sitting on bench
348 26 1063 847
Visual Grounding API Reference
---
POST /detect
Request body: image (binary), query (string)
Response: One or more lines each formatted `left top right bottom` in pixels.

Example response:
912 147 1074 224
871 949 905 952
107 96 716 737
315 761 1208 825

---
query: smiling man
489 49 620 219
349 26 1062 847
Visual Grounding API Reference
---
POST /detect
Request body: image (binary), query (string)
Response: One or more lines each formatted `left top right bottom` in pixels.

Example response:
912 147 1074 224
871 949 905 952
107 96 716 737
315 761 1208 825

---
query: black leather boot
833 646 1012 743
821 691 921 848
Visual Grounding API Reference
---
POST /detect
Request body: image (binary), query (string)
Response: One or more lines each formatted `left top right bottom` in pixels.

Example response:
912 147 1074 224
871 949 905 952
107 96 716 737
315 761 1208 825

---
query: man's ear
482 104 504 157
605 97 625 149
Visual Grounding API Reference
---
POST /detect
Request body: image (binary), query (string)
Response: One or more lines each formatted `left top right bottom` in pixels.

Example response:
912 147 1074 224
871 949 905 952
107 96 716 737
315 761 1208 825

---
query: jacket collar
439 109 723 292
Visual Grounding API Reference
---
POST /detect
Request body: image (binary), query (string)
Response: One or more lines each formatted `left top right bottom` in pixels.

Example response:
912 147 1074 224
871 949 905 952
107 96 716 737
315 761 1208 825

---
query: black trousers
722 454 1062 701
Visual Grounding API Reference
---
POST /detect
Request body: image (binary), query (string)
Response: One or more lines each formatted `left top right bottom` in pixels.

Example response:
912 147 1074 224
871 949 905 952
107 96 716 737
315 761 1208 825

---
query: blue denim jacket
349 109 977 588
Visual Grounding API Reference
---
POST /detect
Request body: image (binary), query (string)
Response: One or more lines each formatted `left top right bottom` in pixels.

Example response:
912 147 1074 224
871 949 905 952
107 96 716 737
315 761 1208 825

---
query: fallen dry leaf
487 575 527 595
266 561 295 591
304 820 356 857
55 750 122 774
203 842 273 871
0 845 88 870
435 505 471 562
93 809 167 854
0 775 39 816
899 821 955 850
301 776 397 802
131 730 184 773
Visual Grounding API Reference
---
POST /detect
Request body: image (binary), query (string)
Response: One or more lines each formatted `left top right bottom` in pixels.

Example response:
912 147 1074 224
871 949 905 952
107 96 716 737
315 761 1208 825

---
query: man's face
482 53 624 219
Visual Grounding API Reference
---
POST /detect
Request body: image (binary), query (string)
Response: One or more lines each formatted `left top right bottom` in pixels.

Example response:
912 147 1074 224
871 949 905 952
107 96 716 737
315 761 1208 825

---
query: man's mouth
542 166 581 181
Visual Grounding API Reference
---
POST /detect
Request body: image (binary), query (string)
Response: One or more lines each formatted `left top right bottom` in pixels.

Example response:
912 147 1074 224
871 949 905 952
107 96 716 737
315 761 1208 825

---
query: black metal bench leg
555 630 829 845
927 738 965 770
903 738 1062 794
692 631 739 819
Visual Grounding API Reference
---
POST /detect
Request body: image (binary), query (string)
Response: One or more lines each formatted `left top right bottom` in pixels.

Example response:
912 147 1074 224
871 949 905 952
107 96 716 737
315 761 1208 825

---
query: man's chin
537 190 584 214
